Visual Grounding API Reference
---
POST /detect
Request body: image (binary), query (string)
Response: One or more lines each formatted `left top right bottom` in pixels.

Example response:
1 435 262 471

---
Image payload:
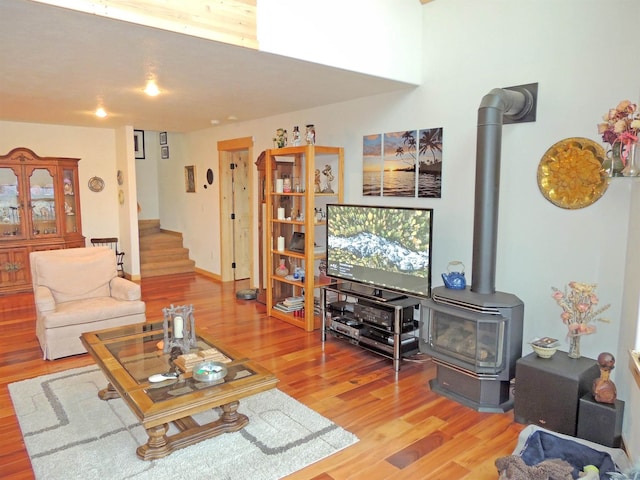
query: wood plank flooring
0 273 525 479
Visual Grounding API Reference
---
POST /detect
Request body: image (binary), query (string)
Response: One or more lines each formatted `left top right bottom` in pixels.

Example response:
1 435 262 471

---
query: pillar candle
277 207 285 219
275 179 284 193
277 236 285 251
173 316 184 339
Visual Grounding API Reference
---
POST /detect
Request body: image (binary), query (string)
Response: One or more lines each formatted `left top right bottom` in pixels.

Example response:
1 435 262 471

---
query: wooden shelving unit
265 145 343 331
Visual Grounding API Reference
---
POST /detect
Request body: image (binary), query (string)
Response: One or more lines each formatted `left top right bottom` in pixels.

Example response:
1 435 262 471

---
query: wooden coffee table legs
98 382 120 400
136 400 250 460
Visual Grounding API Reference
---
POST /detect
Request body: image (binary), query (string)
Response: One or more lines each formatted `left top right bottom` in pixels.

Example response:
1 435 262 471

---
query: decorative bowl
532 344 558 359
192 361 228 382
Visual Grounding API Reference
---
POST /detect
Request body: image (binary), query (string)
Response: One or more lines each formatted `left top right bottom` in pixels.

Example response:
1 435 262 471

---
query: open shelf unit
265 145 343 331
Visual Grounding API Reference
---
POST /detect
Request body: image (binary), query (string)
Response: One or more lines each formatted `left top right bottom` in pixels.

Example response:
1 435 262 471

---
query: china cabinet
0 147 84 294
265 145 343 331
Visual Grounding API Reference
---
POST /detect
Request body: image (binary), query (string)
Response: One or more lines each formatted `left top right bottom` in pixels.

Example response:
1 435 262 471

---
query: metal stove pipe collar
480 88 533 122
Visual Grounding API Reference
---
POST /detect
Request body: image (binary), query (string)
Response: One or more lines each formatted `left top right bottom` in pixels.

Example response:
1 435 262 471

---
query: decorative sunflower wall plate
537 137 608 209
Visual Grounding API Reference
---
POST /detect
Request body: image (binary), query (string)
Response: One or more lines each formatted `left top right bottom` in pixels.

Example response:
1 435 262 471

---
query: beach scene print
362 133 382 196
418 127 443 198
383 131 417 197
362 128 443 198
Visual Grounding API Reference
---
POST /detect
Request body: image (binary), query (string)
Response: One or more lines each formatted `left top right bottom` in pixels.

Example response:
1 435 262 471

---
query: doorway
218 137 254 284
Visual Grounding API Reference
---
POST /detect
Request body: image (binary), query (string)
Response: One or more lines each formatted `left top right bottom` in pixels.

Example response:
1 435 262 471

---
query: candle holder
162 304 196 354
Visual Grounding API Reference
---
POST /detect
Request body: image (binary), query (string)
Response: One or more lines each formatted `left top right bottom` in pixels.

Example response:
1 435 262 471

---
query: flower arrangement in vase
597 99 640 176
551 281 611 358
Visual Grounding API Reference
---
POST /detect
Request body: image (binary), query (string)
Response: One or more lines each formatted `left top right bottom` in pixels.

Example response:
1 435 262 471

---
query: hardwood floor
0 273 524 479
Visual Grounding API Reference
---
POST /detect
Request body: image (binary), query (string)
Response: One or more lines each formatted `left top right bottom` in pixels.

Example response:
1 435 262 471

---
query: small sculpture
592 351 617 404
314 169 321 192
321 164 334 193
292 126 302 146
274 128 286 148
305 124 315 144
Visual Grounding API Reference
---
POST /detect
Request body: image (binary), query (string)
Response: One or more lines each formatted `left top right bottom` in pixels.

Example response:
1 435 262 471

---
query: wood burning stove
420 287 523 412
419 84 537 412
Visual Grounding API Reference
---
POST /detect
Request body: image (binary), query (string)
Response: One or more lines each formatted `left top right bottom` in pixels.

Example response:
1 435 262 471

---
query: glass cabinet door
62 167 79 234
0 167 23 238
28 167 57 237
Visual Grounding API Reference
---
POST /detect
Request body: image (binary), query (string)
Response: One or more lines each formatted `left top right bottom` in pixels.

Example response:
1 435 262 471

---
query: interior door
231 151 251 280
217 136 254 284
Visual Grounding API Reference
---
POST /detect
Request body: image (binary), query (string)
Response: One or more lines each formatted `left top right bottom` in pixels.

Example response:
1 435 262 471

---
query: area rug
9 366 358 480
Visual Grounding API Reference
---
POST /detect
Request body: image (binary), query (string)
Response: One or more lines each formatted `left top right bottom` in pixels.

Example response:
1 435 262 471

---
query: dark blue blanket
520 431 620 479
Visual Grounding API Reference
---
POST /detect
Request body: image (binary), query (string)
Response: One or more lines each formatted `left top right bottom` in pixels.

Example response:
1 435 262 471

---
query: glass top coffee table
81 321 278 460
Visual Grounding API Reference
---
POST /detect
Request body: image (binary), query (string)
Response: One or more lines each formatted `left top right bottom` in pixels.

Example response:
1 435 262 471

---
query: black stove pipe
471 87 534 295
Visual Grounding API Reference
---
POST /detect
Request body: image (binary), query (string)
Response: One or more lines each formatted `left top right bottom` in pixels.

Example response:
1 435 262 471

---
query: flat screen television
325 204 433 299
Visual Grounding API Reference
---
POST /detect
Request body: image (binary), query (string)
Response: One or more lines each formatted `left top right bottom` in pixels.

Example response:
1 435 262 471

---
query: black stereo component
328 315 363 341
353 297 418 331
359 332 419 355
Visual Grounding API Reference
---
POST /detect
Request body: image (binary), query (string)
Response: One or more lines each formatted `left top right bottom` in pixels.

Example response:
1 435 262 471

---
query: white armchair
30 247 146 360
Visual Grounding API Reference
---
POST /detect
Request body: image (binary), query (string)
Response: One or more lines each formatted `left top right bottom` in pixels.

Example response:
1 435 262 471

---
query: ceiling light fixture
95 107 107 118
144 79 160 97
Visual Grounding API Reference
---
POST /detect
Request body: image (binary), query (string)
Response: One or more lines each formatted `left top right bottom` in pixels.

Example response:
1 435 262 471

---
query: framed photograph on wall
159 131 167 145
185 165 196 193
134 130 145 159
161 146 169 159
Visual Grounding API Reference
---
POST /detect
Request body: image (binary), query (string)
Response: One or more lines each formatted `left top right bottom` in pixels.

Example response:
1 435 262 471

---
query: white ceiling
0 0 415 133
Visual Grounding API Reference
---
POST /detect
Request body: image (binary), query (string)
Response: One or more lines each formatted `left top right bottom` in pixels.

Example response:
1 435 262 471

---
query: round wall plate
537 137 608 209
88 176 105 192
118 189 125 204
206 168 214 185
117 170 124 185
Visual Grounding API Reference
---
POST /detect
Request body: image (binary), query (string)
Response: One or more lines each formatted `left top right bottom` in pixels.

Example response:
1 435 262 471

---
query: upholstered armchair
30 247 146 360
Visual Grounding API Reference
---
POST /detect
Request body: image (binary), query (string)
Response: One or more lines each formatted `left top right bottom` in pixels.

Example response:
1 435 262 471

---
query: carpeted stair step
138 219 161 237
140 258 196 277
140 246 190 263
139 233 185 250
138 220 195 278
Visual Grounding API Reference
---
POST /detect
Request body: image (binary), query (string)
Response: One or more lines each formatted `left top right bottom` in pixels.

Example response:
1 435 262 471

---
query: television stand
372 288 406 302
320 283 420 371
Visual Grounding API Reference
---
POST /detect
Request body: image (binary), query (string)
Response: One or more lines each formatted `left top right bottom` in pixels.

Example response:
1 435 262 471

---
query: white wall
135 130 161 220
257 0 423 85
163 0 639 459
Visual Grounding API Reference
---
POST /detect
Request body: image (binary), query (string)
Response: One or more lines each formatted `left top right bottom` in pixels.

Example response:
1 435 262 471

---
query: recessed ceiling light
227 115 238 121
95 107 107 118
210 119 220 125
144 80 160 96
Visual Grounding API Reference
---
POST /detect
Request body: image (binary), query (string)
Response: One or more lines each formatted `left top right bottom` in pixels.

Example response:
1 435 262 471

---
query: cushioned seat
30 247 146 360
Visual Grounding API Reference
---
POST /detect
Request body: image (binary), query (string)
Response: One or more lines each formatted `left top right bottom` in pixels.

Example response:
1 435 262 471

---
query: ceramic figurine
305 124 315 144
321 164 334 193
292 126 301 146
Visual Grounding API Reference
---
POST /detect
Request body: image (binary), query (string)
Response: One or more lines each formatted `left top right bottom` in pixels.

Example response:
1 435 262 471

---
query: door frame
217 137 254 283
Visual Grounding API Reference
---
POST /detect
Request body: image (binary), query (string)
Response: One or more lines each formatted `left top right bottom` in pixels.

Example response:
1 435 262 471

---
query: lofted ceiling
0 0 418 133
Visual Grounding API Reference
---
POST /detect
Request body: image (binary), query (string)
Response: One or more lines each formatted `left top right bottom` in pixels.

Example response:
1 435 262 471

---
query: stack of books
274 295 304 313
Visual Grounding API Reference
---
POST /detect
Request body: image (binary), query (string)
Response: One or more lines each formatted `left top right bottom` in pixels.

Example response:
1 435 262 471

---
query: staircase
139 220 196 277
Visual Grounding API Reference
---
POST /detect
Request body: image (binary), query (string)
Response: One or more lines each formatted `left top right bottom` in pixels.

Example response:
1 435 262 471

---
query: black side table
514 351 599 436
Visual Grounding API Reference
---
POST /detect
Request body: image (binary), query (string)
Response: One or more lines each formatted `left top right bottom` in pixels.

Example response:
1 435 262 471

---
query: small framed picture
161 146 169 159
159 131 167 145
185 165 196 193
134 130 145 159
